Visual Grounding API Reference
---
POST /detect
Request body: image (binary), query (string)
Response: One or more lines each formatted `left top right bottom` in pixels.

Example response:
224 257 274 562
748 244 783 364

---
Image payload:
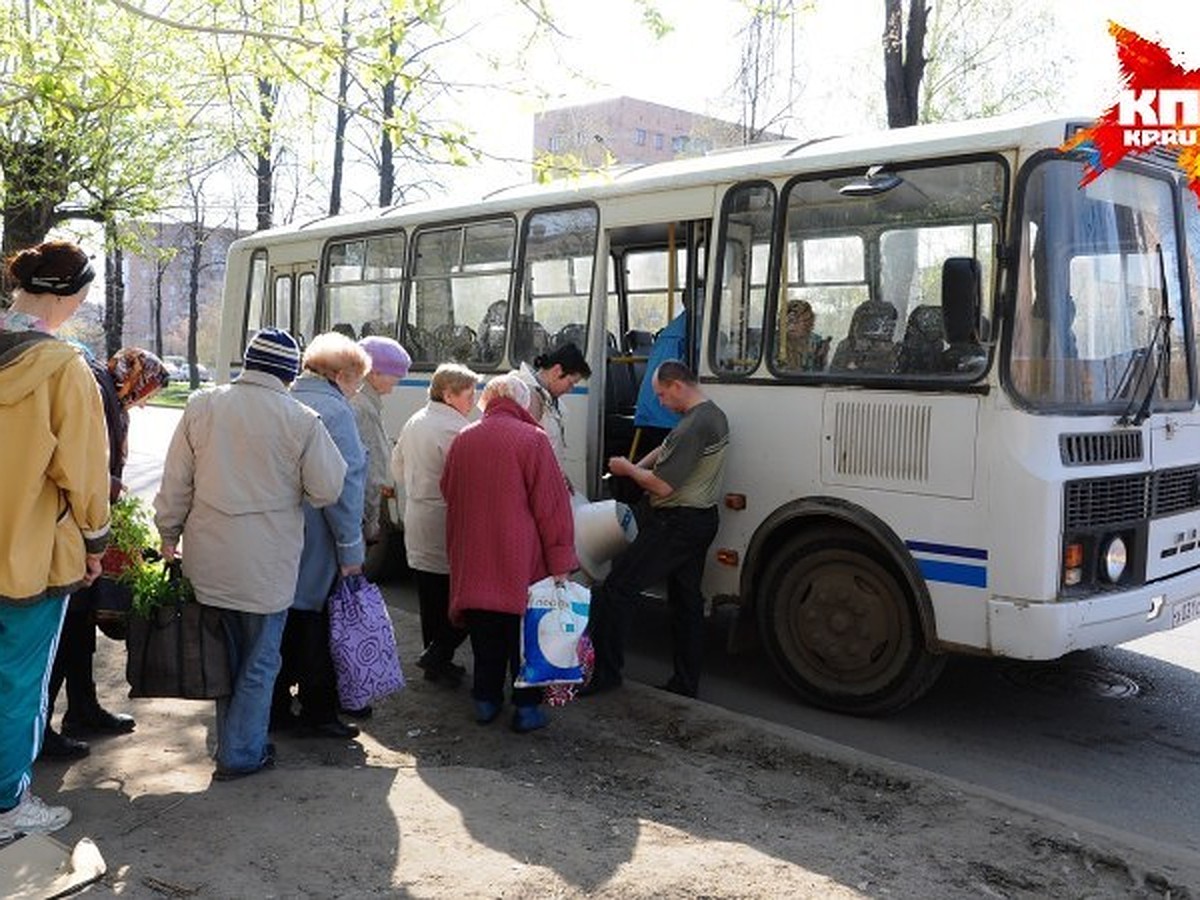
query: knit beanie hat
358 336 411 379
244 328 301 384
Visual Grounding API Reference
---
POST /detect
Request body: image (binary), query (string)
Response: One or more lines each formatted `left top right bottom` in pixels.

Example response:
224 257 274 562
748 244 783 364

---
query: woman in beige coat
391 362 477 685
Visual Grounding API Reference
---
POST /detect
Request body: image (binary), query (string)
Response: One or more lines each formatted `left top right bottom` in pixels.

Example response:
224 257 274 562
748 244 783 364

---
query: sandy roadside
22 597 1199 899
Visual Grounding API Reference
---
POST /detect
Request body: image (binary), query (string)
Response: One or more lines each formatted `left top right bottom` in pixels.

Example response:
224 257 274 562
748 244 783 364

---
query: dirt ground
24 598 1200 900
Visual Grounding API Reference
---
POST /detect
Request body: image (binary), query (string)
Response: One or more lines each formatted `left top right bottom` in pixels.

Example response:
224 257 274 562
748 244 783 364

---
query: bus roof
233 112 1089 251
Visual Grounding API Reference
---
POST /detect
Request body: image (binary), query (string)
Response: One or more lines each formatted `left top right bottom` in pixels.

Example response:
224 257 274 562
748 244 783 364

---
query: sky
429 0 1200 198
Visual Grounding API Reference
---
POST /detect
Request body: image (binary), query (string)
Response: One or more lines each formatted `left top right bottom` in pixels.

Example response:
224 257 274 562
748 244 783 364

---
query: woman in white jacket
391 362 477 685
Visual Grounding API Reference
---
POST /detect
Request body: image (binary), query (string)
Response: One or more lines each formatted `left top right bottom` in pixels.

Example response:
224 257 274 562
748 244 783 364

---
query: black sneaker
62 706 135 736
39 729 90 760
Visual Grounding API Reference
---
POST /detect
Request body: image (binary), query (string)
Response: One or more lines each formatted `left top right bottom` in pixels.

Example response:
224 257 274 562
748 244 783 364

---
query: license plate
1171 597 1200 628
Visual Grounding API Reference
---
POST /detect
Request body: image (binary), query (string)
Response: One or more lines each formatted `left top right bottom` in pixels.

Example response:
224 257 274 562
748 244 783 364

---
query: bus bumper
987 571 1200 659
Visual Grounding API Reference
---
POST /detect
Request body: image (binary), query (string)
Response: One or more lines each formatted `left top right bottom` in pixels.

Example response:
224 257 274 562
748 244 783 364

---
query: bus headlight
1102 536 1128 582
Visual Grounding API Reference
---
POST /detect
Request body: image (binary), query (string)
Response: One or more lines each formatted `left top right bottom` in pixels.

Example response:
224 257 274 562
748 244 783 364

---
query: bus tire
757 527 944 716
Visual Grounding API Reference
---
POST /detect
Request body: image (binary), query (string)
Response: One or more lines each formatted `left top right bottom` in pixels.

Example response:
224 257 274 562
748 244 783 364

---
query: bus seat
625 329 653 355
477 300 508 364
625 329 653 386
514 316 550 362
828 300 900 374
897 304 945 374
431 323 476 364
554 322 587 352
604 335 638 462
941 258 986 373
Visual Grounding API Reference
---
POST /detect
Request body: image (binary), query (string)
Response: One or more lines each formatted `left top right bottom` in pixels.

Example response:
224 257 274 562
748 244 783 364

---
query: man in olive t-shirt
584 359 729 698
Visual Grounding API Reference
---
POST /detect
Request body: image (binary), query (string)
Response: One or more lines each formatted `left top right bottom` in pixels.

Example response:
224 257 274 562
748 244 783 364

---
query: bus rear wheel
757 528 944 716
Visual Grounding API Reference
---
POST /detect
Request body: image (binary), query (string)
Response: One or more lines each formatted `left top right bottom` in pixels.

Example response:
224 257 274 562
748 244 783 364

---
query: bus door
601 219 709 470
269 263 318 349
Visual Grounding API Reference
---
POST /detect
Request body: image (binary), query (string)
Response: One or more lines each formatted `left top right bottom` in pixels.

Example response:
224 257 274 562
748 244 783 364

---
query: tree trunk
0 139 72 302
329 2 351 216
256 77 275 231
153 259 166 357
188 221 203 390
379 36 398 207
103 224 125 359
883 0 929 128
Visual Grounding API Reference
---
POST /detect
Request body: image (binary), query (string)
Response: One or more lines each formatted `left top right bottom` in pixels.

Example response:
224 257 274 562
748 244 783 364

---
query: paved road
127 404 1200 867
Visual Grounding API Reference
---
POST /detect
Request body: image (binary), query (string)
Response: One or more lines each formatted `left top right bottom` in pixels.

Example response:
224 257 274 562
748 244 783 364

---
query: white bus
216 113 1200 714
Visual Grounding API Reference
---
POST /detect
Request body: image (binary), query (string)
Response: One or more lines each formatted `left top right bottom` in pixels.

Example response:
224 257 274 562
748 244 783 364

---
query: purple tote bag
327 574 405 709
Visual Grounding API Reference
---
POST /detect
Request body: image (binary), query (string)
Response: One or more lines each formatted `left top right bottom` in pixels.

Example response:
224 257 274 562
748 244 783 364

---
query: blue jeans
0 596 67 807
214 608 287 773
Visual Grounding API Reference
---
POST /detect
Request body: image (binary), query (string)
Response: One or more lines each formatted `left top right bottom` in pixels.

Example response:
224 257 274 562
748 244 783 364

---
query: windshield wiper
1117 244 1173 427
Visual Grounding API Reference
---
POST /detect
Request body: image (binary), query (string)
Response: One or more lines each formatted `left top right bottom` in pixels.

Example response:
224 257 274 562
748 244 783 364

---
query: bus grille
1155 466 1200 516
1059 431 1143 466
831 400 931 481
1064 465 1200 529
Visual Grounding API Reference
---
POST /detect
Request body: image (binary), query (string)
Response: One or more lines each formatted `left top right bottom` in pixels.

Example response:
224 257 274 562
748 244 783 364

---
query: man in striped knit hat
155 328 347 780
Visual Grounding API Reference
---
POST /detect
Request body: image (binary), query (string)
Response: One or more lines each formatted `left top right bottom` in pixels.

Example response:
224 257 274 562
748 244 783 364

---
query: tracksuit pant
0 596 67 808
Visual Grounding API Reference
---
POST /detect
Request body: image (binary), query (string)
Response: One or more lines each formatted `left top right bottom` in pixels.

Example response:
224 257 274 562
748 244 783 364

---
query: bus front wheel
757 528 944 716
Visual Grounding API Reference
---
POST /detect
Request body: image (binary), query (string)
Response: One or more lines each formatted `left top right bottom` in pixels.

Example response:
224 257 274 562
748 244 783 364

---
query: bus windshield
1009 159 1190 412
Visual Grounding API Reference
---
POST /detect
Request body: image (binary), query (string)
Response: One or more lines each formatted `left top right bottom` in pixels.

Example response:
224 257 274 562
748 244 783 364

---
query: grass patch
148 383 195 409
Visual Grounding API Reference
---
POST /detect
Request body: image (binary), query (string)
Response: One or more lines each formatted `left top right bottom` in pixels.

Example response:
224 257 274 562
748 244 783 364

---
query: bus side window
773 234 864 374
325 232 405 343
514 206 598 366
714 182 774 376
409 220 514 368
242 250 268 362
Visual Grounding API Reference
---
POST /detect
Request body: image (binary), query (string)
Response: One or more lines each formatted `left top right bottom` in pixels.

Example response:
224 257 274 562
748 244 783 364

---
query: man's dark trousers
588 502 719 696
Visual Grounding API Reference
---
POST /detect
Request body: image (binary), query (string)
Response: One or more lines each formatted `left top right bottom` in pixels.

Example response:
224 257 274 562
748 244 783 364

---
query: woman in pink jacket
440 374 576 733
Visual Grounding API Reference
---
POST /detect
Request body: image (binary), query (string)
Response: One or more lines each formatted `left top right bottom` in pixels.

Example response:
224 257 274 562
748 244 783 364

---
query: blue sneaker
511 705 548 734
474 699 500 724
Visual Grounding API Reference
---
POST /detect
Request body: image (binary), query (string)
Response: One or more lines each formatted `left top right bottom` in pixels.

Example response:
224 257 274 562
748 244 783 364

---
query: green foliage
109 495 156 560
633 0 673 39
124 557 195 619
105 495 194 617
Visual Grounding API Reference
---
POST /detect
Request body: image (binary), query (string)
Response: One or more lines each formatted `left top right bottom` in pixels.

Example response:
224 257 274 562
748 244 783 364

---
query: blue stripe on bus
905 540 988 560
915 558 988 589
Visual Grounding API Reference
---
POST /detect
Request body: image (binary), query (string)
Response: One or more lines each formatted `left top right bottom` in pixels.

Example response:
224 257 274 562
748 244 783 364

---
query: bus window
714 183 774 375
513 206 599 365
242 250 268 361
324 231 405 341
625 248 686 340
1185 190 1200 396
408 218 515 368
783 159 1004 380
773 235 863 374
297 272 317 348
1011 161 1186 409
273 275 292 332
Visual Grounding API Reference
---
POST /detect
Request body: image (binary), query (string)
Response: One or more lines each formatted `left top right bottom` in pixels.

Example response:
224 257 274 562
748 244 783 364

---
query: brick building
532 96 785 177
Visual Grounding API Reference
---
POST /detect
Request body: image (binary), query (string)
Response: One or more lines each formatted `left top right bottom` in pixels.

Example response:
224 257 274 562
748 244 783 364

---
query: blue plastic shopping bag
515 576 591 688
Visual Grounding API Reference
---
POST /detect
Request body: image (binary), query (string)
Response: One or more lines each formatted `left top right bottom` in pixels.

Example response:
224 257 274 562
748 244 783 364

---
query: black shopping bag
125 564 231 699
